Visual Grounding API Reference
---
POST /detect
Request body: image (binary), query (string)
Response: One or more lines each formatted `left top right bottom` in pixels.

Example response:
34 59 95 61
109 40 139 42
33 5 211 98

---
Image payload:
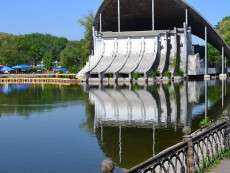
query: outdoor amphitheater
77 0 230 84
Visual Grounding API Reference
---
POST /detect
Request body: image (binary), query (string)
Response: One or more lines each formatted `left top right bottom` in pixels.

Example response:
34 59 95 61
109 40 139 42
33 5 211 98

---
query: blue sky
0 0 229 40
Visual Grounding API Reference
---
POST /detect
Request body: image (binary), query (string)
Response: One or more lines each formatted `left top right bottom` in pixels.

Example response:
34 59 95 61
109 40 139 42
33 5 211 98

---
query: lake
0 80 228 173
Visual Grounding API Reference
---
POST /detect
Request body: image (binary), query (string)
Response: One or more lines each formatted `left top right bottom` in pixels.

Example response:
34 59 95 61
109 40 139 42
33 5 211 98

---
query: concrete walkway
208 159 230 173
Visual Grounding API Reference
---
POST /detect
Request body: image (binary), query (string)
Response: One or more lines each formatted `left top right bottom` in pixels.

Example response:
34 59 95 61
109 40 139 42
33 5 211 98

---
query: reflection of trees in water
94 126 184 169
87 82 198 169
85 80 230 169
0 84 88 117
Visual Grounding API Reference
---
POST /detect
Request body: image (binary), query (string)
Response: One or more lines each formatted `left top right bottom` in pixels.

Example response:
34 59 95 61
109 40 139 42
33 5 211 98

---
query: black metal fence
127 119 230 173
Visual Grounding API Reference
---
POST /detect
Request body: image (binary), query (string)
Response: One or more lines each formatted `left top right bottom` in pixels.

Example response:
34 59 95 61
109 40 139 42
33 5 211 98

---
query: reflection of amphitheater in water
89 82 203 129
88 81 205 168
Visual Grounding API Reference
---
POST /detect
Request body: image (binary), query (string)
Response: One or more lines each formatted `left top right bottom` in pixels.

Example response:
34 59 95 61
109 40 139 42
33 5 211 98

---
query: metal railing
127 118 230 173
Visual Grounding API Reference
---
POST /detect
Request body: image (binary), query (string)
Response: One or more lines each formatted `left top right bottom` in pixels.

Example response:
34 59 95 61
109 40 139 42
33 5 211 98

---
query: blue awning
12 64 32 70
0 66 15 72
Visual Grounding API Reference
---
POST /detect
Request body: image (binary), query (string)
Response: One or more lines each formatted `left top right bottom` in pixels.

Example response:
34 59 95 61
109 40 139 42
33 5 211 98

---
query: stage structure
77 0 230 82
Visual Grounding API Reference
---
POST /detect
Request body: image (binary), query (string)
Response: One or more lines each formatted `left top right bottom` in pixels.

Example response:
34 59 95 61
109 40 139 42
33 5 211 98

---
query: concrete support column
222 79 225 108
205 26 208 75
99 73 104 83
152 125 155 156
185 8 188 26
205 80 208 119
174 27 178 76
113 73 118 85
152 0 155 30
219 46 227 79
92 26 95 54
144 73 147 80
204 26 210 79
128 73 131 80
183 22 188 76
99 13 102 33
117 0 120 32
86 73 90 83
119 126 122 164
222 47 225 74
113 73 118 80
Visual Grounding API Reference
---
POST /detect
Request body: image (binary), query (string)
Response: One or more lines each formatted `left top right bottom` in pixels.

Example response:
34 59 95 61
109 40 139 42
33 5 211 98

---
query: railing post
183 135 194 173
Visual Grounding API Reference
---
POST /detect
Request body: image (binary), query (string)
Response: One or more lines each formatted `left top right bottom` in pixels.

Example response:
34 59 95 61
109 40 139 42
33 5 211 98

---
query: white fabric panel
135 37 158 73
106 38 131 73
168 35 177 74
91 38 118 73
188 81 201 103
94 90 117 120
89 91 106 121
119 38 144 73
180 34 187 73
106 90 129 121
86 39 105 73
136 90 158 122
158 87 168 123
157 35 168 74
188 54 202 75
77 61 90 77
168 85 177 123
179 84 187 125
120 90 144 121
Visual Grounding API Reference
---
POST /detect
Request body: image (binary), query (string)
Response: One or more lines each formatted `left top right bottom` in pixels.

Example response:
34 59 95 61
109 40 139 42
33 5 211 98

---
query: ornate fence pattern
127 119 230 173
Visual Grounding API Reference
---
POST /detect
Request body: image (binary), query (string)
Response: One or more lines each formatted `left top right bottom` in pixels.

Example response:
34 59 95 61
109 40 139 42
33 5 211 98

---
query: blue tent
36 64 45 68
12 64 31 70
0 66 15 73
53 66 69 73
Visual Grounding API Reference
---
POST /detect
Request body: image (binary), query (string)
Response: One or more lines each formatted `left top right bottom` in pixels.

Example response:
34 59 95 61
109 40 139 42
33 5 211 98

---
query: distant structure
77 0 230 82
89 83 201 128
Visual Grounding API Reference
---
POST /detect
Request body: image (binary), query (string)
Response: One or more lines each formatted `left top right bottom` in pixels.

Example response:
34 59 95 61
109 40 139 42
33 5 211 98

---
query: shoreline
0 77 80 85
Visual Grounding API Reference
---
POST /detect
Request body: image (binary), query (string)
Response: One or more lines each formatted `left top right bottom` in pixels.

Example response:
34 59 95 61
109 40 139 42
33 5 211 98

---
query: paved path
208 159 230 173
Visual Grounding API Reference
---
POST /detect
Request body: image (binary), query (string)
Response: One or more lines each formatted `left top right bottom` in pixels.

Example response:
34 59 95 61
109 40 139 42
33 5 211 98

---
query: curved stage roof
94 0 230 58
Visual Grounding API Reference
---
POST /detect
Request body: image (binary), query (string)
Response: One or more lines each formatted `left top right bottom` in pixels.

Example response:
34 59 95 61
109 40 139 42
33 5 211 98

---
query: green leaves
0 33 68 66
208 16 230 66
60 40 85 73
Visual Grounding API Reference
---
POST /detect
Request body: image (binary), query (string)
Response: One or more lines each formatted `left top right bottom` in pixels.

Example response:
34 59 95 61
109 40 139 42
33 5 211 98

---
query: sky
0 0 229 40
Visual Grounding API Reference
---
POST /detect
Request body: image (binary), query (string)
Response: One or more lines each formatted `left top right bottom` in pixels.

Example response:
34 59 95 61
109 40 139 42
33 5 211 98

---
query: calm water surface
0 80 228 173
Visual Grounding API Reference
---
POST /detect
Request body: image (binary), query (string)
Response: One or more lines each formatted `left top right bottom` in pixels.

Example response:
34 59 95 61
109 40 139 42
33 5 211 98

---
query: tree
79 12 94 64
43 52 53 70
0 33 68 66
60 40 85 72
208 16 230 66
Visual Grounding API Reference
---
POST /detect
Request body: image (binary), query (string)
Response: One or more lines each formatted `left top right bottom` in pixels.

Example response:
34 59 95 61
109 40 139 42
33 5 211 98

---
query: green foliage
163 70 171 77
43 52 54 70
170 58 177 69
208 16 230 66
199 117 212 128
60 40 85 73
175 68 184 76
208 44 221 66
148 70 160 77
0 33 68 66
132 72 141 79
196 148 230 173
79 12 94 63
